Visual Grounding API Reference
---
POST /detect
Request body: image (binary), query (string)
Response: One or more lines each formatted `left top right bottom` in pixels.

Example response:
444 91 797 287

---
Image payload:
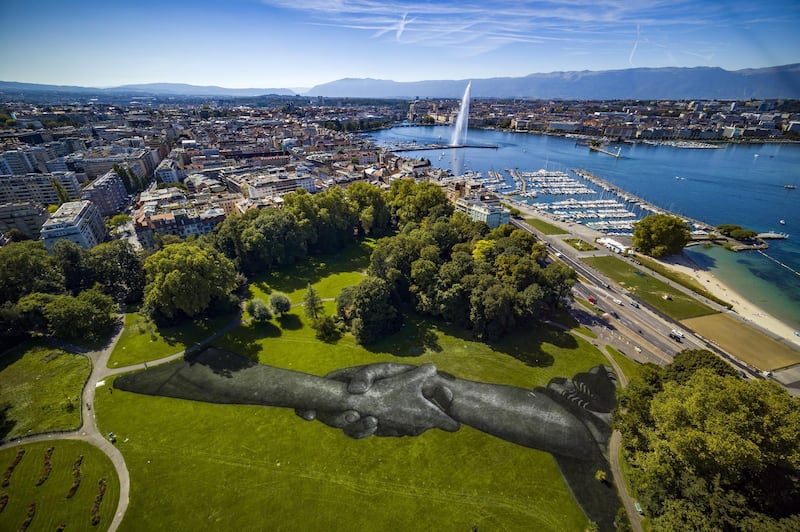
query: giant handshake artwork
116 347 621 528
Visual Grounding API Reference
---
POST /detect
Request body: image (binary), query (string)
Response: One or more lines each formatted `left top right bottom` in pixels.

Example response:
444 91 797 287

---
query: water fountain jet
450 81 471 147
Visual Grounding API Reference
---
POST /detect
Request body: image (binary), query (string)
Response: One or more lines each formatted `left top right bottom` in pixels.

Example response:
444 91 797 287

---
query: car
630 301 640 308
669 329 684 341
635 502 644 515
588 297 597 304
612 298 623 305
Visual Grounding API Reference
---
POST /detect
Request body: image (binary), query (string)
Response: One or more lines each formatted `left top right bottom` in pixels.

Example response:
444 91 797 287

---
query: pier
388 143 498 153
589 145 623 158
757 232 789 240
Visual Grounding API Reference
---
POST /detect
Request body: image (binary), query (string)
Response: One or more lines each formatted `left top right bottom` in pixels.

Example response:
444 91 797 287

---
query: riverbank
657 253 800 347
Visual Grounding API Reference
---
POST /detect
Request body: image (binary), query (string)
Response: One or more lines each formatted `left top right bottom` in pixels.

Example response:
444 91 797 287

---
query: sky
1 0 798 91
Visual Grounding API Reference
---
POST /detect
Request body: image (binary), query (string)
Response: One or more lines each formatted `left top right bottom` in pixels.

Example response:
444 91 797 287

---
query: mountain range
305 64 800 99
2 64 799 100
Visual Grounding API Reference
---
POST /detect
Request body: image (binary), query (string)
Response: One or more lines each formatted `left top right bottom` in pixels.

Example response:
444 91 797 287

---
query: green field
108 309 236 367
97 266 612 531
0 440 120 530
109 244 374 367
524 217 569 235
583 256 717 320
633 254 732 309
604 346 644 383
564 238 597 252
0 345 90 442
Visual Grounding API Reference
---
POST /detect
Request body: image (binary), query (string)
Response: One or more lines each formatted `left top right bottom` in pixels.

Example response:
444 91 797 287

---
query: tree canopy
615 350 800 529
632 214 691 258
143 243 237 320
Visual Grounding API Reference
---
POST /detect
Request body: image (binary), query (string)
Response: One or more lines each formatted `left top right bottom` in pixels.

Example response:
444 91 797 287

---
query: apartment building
81 170 128 216
0 201 50 239
0 171 81 205
41 200 106 251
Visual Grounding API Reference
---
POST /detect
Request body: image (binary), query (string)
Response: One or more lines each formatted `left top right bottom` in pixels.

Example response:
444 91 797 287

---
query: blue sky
1 0 798 90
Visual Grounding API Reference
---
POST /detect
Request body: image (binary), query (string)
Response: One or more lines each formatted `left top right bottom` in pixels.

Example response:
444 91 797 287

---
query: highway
511 217 711 367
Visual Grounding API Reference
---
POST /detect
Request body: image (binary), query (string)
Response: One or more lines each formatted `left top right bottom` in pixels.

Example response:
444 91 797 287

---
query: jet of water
450 81 471 147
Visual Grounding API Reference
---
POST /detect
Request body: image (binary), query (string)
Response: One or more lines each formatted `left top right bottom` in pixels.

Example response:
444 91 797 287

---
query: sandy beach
659 253 800 348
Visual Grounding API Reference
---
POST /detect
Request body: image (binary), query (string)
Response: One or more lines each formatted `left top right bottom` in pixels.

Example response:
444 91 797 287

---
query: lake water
368 126 800 331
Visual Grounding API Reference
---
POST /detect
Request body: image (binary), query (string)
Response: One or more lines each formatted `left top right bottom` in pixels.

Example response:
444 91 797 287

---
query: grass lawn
524 217 569 235
633 254 732 309
98 308 611 531
564 238 597 252
604 346 644 383
247 240 373 303
681 313 800 371
0 345 90 443
583 256 717 320
108 309 236 368
0 440 119 530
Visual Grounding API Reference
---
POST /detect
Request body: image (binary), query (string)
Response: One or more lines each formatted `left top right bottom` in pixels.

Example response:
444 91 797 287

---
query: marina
370 125 800 329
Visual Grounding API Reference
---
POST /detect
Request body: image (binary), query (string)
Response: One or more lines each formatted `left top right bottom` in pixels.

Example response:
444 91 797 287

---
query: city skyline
1 0 799 90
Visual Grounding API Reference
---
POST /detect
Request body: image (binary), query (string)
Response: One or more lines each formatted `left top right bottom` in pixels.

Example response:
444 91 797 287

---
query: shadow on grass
277 314 302 330
157 311 238 348
364 314 443 357
0 403 16 442
217 321 282 361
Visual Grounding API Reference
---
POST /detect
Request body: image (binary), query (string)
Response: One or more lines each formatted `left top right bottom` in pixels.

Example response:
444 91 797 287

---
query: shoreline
657 253 800 347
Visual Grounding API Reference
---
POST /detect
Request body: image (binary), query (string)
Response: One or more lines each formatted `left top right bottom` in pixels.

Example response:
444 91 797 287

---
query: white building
41 200 106 251
454 194 510 229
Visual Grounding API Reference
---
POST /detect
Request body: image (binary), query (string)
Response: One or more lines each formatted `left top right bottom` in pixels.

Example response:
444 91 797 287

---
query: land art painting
116 346 621 529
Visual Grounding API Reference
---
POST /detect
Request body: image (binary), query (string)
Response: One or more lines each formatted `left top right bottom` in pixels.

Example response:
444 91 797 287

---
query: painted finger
295 409 316 421
315 409 361 428
343 416 379 439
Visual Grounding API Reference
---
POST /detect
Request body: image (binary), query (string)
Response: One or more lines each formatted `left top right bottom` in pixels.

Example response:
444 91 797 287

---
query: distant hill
305 64 800 99
0 81 294 97
113 83 294 97
3 64 799 100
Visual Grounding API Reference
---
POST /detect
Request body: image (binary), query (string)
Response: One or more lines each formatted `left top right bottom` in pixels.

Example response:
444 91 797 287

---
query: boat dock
757 232 789 240
589 145 623 158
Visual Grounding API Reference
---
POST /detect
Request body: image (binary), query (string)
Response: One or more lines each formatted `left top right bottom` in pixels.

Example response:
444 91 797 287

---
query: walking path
0 311 243 531
548 320 644 532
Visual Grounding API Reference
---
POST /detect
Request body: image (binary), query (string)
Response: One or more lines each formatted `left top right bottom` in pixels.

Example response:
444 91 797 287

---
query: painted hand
296 363 459 438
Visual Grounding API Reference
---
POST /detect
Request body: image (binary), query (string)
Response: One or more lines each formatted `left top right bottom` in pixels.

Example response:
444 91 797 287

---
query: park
1 236 628 531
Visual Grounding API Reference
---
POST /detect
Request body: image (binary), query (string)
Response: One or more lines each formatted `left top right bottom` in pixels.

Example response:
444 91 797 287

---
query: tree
618 363 800 528
50 177 71 205
107 214 131 230
269 292 291 316
312 315 340 342
347 181 392 236
632 214 691 258
595 470 607 483
42 288 115 341
52 240 86 295
143 243 237 320
303 283 324 321
246 298 271 322
84 239 145 302
0 241 64 303
337 277 401 344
